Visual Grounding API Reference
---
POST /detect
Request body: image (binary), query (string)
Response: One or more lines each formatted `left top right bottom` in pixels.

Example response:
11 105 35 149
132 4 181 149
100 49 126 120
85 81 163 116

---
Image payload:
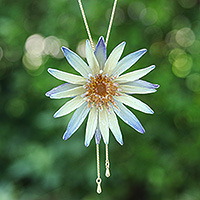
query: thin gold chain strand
78 0 95 51
105 0 118 47
96 144 102 194
105 144 110 177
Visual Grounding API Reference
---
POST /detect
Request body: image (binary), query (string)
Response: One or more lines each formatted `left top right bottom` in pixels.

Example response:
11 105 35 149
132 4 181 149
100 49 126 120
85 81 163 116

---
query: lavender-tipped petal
94 36 107 69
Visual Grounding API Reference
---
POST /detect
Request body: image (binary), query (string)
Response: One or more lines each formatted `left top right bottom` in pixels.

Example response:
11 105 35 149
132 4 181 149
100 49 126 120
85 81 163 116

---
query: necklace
46 0 159 194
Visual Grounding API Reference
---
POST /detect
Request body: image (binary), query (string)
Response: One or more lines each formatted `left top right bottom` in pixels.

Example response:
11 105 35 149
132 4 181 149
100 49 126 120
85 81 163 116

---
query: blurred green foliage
1 0 200 199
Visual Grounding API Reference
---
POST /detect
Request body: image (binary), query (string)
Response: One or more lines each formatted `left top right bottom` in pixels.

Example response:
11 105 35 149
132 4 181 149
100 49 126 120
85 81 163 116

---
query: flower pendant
45 0 159 194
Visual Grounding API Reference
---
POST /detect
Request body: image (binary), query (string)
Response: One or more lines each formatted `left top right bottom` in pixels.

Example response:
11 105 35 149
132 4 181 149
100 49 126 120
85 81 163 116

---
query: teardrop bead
105 167 110 177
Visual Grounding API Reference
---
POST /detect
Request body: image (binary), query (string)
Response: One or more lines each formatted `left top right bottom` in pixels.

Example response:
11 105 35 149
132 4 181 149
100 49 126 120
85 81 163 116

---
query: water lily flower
46 36 159 146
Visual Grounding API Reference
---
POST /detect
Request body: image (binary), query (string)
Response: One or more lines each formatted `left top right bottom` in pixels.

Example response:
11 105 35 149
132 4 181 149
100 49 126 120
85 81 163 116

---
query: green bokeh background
1 0 200 199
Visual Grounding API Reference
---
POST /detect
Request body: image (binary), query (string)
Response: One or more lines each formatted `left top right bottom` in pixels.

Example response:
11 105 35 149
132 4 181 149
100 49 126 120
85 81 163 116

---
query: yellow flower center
95 82 107 95
83 73 121 110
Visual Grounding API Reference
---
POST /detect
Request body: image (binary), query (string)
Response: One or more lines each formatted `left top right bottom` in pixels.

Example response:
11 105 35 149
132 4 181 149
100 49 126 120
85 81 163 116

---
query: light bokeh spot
140 7 158 26
128 2 146 20
23 53 43 70
178 0 197 8
176 27 195 47
25 34 45 57
0 47 3 61
76 39 86 58
172 54 193 78
186 73 200 93
44 36 63 58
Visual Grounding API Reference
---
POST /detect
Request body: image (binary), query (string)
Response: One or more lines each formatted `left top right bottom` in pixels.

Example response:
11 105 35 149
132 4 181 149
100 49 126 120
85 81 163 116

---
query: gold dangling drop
105 144 111 177
96 144 102 194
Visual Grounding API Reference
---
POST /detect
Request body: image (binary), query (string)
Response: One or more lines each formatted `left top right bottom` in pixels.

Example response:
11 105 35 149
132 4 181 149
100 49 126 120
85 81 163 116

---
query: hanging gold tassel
105 144 111 177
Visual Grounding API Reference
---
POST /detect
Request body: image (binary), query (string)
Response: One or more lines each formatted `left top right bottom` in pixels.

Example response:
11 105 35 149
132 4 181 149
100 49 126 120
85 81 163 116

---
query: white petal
115 94 154 114
108 108 123 145
113 100 145 133
63 102 90 140
122 79 160 89
85 107 98 147
46 83 77 96
119 85 157 94
103 42 126 75
115 65 155 84
46 83 85 99
94 36 107 69
95 123 101 145
48 68 87 84
86 40 100 74
61 46 92 77
112 48 147 76
53 96 85 118
99 106 109 144
49 86 85 99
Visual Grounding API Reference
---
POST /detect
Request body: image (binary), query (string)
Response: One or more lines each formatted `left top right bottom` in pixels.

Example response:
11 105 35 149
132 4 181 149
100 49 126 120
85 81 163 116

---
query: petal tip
63 134 67 140
145 106 154 114
142 48 147 52
120 41 126 48
150 83 160 89
140 129 145 134
61 46 69 54
99 36 105 41
150 109 154 114
53 113 58 118
96 36 106 49
47 68 52 73
139 49 147 54
45 92 50 97
155 84 160 88
63 131 70 140
138 126 145 134
61 46 67 50
85 141 90 147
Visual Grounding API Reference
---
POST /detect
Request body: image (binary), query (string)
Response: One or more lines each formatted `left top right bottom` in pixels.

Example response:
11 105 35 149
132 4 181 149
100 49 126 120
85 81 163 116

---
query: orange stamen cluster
83 73 121 110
